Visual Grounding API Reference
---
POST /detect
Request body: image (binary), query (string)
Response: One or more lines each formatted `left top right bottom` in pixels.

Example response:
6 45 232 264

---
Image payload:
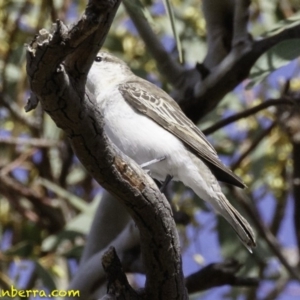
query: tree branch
262 278 289 300
124 0 300 125
232 188 300 281
122 0 201 109
180 23 300 122
0 93 40 130
0 174 64 232
203 99 294 135
231 121 277 171
185 259 258 294
122 0 187 88
276 90 300 262
0 136 58 148
101 246 141 299
292 142 300 260
26 1 187 299
270 167 289 235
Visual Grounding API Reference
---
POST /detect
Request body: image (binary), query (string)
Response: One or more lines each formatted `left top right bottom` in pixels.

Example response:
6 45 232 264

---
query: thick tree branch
26 1 187 299
232 0 251 47
181 22 300 122
124 0 300 125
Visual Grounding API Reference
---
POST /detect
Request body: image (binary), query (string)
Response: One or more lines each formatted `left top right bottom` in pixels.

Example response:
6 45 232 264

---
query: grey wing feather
119 80 245 188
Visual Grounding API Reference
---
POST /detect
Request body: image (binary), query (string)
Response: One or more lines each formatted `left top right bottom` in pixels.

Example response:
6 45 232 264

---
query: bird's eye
95 56 102 62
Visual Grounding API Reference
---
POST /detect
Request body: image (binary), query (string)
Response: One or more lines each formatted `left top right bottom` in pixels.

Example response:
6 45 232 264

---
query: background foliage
1 0 300 299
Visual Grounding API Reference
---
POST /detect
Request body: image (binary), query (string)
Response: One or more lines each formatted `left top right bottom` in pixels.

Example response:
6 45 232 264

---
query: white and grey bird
87 52 256 251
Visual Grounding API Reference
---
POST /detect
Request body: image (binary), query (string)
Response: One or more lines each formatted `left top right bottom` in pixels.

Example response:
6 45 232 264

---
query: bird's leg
140 156 166 168
160 174 173 193
140 157 172 191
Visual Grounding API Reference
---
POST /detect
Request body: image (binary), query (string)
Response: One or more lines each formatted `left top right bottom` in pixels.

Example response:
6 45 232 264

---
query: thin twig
0 136 58 148
0 188 40 223
270 167 289 235
292 141 300 259
231 121 277 171
185 259 258 294
232 188 300 281
123 0 185 88
262 277 289 300
0 148 36 176
0 93 40 130
203 99 294 136
0 174 64 232
181 23 300 122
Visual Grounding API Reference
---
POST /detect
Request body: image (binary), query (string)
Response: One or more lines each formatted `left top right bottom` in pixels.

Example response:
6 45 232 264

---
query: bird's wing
118 80 245 188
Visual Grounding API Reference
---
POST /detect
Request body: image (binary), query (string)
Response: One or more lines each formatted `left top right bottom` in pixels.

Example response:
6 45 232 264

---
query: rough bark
26 1 187 299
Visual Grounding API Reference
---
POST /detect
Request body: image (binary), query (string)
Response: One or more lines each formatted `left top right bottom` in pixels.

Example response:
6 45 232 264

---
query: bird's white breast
95 87 188 181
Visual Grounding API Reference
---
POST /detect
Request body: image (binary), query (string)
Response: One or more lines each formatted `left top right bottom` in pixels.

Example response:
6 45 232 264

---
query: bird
86 51 256 252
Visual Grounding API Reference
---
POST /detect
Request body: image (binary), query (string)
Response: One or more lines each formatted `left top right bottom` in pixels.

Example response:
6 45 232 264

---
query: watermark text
0 286 80 298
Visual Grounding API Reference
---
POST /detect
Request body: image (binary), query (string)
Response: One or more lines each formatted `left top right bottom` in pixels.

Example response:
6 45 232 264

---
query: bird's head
87 52 131 95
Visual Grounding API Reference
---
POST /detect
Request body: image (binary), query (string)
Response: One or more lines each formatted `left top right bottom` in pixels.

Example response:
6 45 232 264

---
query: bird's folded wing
118 80 245 188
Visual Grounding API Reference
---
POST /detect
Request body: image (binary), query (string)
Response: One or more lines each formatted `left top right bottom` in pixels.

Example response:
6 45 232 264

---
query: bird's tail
216 193 256 252
181 153 256 252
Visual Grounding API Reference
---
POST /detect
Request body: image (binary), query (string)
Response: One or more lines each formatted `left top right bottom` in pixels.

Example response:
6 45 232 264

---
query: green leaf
162 0 183 63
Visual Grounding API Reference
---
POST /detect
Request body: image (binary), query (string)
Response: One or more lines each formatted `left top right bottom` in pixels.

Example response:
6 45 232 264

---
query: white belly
97 89 187 181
